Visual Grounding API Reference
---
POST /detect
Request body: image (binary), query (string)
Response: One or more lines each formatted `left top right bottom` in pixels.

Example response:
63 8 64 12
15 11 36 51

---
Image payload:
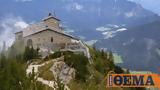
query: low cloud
96 24 120 32
96 27 111 31
106 24 119 28
64 28 75 34
116 28 127 32
0 15 29 48
15 21 29 29
96 24 127 39
102 31 116 39
85 40 97 46
78 35 86 40
102 28 127 39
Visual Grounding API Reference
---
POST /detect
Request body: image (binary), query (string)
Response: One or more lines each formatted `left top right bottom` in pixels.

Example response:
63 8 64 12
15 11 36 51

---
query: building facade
15 13 90 59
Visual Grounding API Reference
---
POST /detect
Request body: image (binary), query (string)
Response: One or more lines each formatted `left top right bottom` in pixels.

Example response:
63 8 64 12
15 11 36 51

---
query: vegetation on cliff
0 44 146 90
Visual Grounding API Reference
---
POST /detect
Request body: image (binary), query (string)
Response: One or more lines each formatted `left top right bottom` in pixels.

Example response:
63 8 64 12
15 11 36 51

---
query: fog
0 15 28 50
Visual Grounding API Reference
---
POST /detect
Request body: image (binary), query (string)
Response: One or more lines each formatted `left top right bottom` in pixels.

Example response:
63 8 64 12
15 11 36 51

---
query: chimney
48 13 52 16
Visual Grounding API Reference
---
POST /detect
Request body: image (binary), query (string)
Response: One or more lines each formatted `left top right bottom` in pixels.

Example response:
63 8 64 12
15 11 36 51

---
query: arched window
27 39 33 46
51 37 53 42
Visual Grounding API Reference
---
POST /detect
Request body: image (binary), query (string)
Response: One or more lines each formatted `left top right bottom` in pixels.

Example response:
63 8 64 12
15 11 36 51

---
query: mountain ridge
95 20 160 73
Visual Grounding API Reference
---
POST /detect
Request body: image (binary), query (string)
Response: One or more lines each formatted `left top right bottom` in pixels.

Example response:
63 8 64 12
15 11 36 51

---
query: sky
0 0 160 49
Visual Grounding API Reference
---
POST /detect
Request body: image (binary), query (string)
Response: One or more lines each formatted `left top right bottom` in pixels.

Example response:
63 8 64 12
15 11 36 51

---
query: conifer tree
0 53 6 69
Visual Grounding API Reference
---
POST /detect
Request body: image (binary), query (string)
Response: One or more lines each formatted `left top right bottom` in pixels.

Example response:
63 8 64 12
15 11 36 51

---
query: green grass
38 61 55 81
36 81 54 90
31 59 47 65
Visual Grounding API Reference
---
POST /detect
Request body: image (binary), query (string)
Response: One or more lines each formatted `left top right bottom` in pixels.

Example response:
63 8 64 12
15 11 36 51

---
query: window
51 37 53 42
27 39 33 47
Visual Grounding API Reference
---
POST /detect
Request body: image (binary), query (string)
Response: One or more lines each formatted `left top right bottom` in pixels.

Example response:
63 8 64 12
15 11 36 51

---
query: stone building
15 13 90 58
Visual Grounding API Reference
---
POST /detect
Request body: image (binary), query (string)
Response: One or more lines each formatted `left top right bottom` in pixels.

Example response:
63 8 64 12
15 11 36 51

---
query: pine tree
101 49 104 57
23 46 40 62
8 45 17 60
108 51 115 70
126 69 130 74
0 53 6 69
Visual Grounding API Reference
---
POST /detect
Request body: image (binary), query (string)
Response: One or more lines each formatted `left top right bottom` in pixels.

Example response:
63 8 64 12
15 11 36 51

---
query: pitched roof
15 14 78 40
22 22 63 37
43 15 60 21
24 28 79 40
15 31 23 34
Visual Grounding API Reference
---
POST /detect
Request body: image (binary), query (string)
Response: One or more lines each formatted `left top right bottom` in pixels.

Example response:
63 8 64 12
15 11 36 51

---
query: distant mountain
95 21 160 73
52 0 160 40
55 0 160 73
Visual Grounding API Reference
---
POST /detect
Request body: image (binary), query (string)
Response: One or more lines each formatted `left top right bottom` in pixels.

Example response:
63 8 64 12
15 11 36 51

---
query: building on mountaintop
15 13 90 59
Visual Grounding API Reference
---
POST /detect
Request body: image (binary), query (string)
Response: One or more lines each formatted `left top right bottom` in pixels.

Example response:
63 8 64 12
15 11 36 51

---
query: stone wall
43 17 60 31
15 31 23 41
24 30 72 50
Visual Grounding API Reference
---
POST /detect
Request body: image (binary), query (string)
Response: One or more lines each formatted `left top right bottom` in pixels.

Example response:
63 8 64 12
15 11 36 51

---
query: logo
107 74 160 89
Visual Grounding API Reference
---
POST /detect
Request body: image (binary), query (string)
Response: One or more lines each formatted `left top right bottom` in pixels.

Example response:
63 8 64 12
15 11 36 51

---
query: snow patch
78 35 86 40
64 28 75 33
